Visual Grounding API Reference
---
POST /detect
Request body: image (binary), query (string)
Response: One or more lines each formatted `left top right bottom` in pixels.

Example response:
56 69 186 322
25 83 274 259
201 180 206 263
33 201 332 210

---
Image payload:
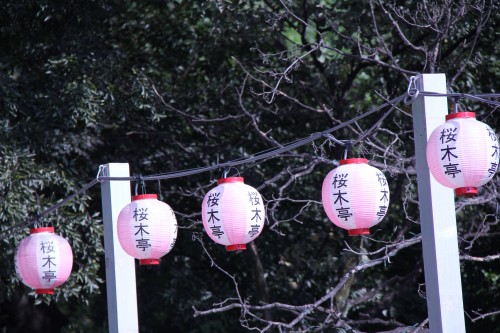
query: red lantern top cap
217 177 244 185
30 227 55 234
340 158 369 165
446 112 476 121
132 194 158 201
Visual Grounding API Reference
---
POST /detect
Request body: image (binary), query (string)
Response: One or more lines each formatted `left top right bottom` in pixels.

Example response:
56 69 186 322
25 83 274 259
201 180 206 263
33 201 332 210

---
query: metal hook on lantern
451 98 465 114
321 134 353 161
342 140 352 160
134 175 146 196
33 213 40 229
157 179 163 201
33 209 51 229
221 166 240 179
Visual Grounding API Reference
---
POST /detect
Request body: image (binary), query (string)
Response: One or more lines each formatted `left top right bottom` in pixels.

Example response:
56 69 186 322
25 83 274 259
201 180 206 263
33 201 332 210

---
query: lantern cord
322 134 346 146
418 91 500 107
115 93 408 182
351 94 403 146
0 179 99 240
321 92 404 158
157 179 163 201
2 87 500 240
134 175 146 196
0 93 406 240
134 177 139 196
342 141 352 160
33 213 41 229
95 91 500 183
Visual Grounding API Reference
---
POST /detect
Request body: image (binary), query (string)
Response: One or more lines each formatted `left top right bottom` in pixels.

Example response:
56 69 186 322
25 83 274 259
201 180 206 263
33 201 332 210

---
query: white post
411 74 466 332
100 163 139 333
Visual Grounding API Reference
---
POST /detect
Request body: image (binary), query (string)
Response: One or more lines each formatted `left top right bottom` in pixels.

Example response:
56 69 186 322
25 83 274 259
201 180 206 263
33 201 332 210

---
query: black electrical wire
418 92 500 107
0 179 99 240
134 94 407 181
1 89 499 240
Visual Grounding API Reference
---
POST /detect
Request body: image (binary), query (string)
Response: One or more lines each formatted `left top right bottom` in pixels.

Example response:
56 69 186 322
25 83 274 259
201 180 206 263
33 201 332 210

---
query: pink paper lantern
15 227 73 295
117 194 178 265
427 112 499 197
322 158 390 236
201 177 266 251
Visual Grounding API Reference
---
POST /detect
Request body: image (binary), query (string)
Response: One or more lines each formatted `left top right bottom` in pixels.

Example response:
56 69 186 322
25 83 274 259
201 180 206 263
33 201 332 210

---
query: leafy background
0 0 499 332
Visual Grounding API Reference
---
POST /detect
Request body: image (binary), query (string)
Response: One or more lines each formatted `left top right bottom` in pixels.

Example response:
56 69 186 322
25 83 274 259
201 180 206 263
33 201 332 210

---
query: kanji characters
332 174 348 188
207 193 221 207
133 207 149 222
439 127 458 144
248 191 260 205
40 241 55 254
248 225 260 237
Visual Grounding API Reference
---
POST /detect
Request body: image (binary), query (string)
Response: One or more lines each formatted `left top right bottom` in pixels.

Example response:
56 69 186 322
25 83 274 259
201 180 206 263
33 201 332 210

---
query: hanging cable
418 92 500 107
0 94 406 240
0 179 99 240
1 86 499 240
133 94 408 181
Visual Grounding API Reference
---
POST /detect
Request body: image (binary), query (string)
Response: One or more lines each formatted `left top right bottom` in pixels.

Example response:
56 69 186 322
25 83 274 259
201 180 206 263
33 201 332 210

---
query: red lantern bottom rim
139 259 160 265
36 288 54 295
455 187 477 197
226 244 246 251
348 228 370 236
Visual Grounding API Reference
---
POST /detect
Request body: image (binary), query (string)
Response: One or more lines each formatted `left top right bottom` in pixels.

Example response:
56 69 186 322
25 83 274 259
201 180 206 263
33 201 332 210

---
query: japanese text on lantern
377 173 389 220
488 128 499 177
440 127 462 178
133 207 151 251
207 192 224 238
332 173 352 221
248 191 262 237
169 207 177 250
40 241 57 282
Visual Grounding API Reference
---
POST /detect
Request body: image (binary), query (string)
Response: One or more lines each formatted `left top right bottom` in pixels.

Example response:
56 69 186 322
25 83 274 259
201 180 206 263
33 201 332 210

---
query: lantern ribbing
322 158 390 235
15 227 73 294
117 194 178 265
201 177 266 251
426 112 499 196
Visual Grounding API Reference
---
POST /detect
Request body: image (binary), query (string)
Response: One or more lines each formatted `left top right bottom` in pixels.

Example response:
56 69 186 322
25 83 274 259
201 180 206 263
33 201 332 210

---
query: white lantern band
202 177 265 251
117 194 178 265
15 227 73 295
322 158 390 235
427 112 499 197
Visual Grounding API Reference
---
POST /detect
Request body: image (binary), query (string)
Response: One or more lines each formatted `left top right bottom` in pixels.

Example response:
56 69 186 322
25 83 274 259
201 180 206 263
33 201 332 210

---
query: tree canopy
1 0 499 332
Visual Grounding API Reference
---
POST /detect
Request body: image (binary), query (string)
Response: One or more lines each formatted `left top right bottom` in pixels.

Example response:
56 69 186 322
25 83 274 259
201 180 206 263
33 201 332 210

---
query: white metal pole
411 74 466 332
100 163 139 333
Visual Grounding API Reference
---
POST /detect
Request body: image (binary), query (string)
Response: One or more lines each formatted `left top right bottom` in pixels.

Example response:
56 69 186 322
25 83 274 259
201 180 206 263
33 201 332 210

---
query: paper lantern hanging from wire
15 227 73 295
117 194 178 265
427 112 499 197
201 177 266 251
322 158 390 236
